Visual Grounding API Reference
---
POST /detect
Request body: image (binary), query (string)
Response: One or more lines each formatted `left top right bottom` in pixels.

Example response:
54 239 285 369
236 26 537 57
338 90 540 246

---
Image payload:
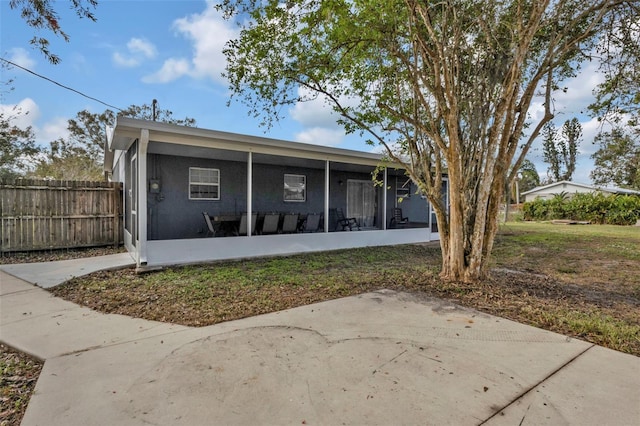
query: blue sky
1 0 609 184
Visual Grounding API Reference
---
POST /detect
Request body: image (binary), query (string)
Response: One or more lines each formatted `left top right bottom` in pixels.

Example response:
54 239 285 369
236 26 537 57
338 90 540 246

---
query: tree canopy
542 118 582 183
589 2 640 128
0 110 38 180
221 0 637 283
518 159 541 197
28 104 197 181
8 0 99 64
590 127 640 190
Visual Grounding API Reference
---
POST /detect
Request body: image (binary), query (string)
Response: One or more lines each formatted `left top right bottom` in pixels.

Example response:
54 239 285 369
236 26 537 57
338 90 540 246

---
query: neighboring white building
522 180 640 202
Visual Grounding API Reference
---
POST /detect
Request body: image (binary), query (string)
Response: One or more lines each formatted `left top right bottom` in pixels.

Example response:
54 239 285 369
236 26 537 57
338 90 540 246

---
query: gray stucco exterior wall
145 153 384 240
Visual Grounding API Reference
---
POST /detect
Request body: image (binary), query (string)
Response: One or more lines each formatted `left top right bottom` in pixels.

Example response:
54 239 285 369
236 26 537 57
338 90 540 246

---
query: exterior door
347 180 376 227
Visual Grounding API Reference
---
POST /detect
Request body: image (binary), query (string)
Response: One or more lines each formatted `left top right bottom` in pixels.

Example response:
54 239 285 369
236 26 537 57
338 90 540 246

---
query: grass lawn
49 221 640 356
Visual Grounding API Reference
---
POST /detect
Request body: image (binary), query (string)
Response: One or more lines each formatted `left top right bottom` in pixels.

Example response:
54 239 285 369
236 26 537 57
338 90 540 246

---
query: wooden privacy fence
1 179 123 252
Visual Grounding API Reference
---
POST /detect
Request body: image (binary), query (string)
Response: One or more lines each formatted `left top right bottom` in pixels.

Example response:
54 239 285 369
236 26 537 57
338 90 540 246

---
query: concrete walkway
1 258 639 425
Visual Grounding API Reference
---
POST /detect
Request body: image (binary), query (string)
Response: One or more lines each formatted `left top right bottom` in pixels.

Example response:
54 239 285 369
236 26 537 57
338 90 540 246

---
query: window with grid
189 167 220 200
284 174 306 202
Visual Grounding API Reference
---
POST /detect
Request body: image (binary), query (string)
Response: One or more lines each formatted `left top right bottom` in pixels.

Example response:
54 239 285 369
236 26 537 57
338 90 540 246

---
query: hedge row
522 192 640 225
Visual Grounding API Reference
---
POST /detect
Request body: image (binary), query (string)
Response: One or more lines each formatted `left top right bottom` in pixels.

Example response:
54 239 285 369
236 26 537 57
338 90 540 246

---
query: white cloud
173 4 239 83
0 98 40 128
40 117 70 142
0 98 72 146
112 37 157 68
112 52 139 68
7 48 36 70
295 127 345 147
142 3 238 84
289 86 361 147
128 38 157 58
553 60 604 113
142 58 191 83
290 96 342 129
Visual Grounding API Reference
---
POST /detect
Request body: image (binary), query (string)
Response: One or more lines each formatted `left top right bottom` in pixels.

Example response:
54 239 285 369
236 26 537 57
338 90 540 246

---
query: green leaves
522 192 640 225
590 127 640 190
0 110 39 180
9 0 99 64
541 118 582 182
221 0 631 282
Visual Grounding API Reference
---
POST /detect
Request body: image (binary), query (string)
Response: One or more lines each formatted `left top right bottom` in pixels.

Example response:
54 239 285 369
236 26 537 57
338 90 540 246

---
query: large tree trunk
438 160 504 284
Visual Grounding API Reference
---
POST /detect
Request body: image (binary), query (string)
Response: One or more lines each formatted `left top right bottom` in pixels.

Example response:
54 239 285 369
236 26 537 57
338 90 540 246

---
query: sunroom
106 117 444 268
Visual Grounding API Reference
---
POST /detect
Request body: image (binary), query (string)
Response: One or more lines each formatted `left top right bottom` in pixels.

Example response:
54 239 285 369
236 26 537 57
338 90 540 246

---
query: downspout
247 151 252 236
137 129 149 267
324 160 330 232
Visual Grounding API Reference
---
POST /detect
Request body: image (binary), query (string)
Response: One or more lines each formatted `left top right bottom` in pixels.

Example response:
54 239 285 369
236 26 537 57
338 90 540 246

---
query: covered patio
106 118 442 268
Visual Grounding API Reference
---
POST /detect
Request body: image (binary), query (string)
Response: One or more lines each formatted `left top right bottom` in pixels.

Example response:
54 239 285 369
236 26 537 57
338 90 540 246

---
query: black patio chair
202 212 217 237
236 213 257 236
281 213 299 233
389 208 409 228
335 208 360 231
302 213 322 232
261 213 281 234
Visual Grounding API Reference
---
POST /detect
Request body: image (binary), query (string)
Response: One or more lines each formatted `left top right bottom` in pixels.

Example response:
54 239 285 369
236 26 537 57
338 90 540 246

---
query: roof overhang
107 117 391 168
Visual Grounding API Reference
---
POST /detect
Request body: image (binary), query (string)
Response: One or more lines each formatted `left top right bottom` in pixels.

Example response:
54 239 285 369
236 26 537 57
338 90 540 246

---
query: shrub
522 192 640 225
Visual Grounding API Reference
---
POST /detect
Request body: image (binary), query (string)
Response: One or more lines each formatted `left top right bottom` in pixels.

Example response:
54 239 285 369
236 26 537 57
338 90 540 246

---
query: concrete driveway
1 258 639 425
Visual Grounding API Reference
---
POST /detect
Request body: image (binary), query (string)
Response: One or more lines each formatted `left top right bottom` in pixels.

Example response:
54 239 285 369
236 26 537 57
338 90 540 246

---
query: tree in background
518 159 541 197
0 110 39 180
30 103 196 181
119 103 197 127
588 0 639 190
542 118 582 183
589 4 639 129
221 0 634 283
590 127 640 190
0 62 40 179
8 0 98 64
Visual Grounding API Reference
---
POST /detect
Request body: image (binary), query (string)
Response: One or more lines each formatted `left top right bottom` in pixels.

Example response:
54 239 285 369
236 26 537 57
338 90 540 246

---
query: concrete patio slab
485 345 640 426
0 252 134 288
1 271 187 360
21 291 628 426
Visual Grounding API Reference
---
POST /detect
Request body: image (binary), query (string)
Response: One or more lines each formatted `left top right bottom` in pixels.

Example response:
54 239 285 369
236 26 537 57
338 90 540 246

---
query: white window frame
189 167 220 200
284 173 306 202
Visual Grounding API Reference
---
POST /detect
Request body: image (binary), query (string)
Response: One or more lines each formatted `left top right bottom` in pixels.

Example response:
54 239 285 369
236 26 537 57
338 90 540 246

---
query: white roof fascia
522 180 640 196
109 117 387 168
521 180 595 196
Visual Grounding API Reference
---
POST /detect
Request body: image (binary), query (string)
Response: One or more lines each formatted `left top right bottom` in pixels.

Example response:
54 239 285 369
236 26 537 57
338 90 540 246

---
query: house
105 117 447 268
521 180 640 203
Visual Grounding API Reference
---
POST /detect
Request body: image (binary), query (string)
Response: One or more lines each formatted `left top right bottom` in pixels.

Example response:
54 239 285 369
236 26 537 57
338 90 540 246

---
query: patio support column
247 151 253 237
324 160 330 232
383 167 388 230
137 129 149 266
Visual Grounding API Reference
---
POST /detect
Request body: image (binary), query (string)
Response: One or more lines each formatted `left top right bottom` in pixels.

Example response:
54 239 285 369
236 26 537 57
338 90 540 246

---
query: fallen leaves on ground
0 344 43 426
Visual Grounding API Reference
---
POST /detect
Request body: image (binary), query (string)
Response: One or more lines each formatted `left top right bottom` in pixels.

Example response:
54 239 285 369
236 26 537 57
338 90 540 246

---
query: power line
0 57 124 112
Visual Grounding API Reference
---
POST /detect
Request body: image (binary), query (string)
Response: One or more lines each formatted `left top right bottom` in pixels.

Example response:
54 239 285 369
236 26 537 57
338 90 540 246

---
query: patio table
211 214 241 236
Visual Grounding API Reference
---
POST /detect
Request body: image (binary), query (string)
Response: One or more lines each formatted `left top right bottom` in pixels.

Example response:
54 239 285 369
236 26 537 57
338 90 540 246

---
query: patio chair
335 208 360 231
202 212 216 237
261 213 281 234
389 208 409 228
281 213 299 233
236 213 257 236
302 213 322 232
